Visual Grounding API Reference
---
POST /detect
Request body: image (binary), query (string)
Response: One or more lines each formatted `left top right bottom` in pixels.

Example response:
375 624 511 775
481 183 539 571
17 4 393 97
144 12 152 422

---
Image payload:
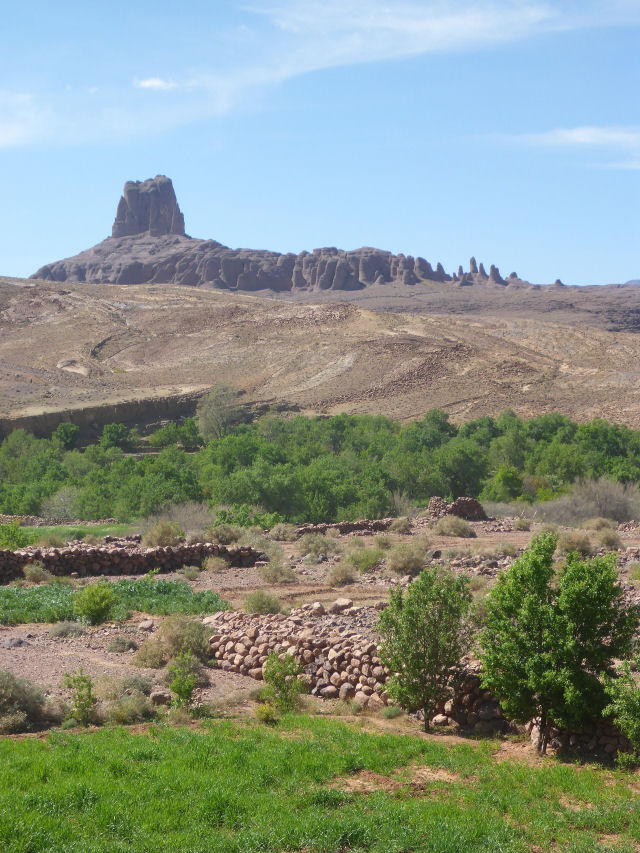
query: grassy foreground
1 716 639 852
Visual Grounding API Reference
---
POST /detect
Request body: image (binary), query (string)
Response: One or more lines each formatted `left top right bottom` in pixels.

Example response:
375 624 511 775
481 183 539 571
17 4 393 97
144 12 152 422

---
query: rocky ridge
32 176 527 292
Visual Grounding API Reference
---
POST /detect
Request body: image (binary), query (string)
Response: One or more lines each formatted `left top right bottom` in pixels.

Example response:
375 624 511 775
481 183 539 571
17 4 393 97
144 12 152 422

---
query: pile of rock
295 519 394 537
0 540 263 584
0 514 118 527
426 496 487 521
528 720 630 756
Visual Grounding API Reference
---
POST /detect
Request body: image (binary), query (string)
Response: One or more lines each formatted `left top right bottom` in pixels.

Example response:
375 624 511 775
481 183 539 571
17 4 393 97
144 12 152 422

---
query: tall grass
0 717 638 852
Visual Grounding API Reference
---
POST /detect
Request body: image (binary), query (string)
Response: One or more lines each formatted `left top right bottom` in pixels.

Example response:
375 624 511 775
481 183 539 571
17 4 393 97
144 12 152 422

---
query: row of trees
378 534 640 754
3 399 640 521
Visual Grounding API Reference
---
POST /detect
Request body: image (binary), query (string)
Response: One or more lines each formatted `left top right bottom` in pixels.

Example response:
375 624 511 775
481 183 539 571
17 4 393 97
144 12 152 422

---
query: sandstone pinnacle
112 175 185 238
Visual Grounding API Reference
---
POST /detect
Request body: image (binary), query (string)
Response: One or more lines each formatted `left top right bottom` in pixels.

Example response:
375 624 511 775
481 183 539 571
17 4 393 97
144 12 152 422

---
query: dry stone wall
426 496 487 521
0 540 263 585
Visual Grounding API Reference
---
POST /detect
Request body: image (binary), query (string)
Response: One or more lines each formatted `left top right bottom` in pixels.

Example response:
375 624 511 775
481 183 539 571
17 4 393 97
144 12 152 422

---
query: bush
628 561 640 585
133 640 167 669
556 531 592 556
0 670 48 733
376 535 392 550
73 582 117 625
23 562 55 585
514 517 531 531
604 659 640 765
63 668 97 727
182 565 200 581
0 522 33 550
100 689 155 725
269 523 298 542
584 517 616 531
258 560 296 584
381 705 403 720
209 524 243 545
155 615 212 663
297 533 340 562
480 534 639 753
167 651 199 708
142 520 184 547
263 651 304 713
245 590 282 614
50 621 86 638
433 516 476 538
598 528 622 550
37 533 65 548
108 636 138 653
346 547 383 573
386 542 429 576
326 562 356 587
378 566 472 731
254 700 279 725
389 517 411 534
202 556 229 573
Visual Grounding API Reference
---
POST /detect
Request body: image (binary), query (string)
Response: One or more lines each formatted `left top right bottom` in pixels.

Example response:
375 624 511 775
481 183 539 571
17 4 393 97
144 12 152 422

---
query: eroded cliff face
32 177 514 292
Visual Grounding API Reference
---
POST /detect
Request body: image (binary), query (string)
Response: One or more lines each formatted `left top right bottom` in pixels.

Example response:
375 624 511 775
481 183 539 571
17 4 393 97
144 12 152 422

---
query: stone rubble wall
295 519 394 536
0 514 118 528
205 604 630 755
0 541 263 585
426 496 488 521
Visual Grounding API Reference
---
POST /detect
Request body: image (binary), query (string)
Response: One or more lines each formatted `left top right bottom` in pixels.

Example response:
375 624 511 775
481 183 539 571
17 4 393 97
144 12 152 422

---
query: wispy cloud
2 1 640 148
503 125 640 169
134 77 178 91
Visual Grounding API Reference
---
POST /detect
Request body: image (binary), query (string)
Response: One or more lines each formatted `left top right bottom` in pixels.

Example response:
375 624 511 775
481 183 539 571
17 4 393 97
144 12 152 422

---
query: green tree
263 651 304 712
377 567 472 731
52 422 79 450
99 423 134 451
603 657 640 765
196 384 244 443
480 534 638 752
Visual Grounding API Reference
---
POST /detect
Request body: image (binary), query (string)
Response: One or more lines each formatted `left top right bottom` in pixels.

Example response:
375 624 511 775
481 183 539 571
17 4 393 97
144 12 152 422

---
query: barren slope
2 276 640 430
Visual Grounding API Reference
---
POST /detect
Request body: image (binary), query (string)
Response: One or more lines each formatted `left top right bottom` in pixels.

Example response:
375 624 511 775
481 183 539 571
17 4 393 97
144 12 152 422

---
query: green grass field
0 578 229 625
31 523 133 541
1 716 638 852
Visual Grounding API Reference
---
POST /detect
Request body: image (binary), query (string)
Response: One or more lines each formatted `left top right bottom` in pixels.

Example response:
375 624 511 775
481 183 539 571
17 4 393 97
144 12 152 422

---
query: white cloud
499 125 640 169
134 77 178 91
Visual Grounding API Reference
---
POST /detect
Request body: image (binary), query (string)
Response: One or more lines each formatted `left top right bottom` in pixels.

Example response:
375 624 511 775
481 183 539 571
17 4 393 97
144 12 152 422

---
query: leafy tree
99 423 135 451
196 384 244 442
480 465 523 502
52 422 79 450
167 651 198 708
263 651 304 712
480 534 638 752
378 567 472 731
603 657 640 765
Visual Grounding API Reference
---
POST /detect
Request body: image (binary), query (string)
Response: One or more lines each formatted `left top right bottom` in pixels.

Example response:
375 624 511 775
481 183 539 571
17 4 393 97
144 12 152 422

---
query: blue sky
1 1 638 285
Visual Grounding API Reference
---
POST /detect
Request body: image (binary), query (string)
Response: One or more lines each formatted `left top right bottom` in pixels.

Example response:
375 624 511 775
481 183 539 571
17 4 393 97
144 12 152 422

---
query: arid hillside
2 275 640 432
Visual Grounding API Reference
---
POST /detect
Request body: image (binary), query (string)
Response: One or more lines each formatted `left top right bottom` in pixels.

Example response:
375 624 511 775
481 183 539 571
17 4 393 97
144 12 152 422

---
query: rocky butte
32 175 528 292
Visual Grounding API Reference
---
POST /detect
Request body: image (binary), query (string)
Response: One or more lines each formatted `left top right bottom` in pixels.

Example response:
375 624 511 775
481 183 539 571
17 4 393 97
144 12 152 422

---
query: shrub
584 517 616 531
480 534 639 753
258 560 296 584
101 689 155 725
389 517 411 534
108 636 138 653
603 659 640 766
433 516 476 538
63 668 97 727
378 566 472 731
598 528 622 550
83 534 101 546
386 542 429 576
514 517 531 531
168 651 199 708
37 534 64 548
245 590 282 614
155 615 212 663
210 524 243 545
133 640 167 669
0 670 47 733
50 621 86 638
628 561 640 585
142 520 184 547
326 562 356 587
297 533 340 562
375 535 392 550
22 562 55 585
263 651 304 713
381 705 403 720
556 531 592 556
254 700 279 725
269 523 298 542
202 556 229 573
346 547 383 573
182 565 200 581
0 522 33 550
73 582 117 625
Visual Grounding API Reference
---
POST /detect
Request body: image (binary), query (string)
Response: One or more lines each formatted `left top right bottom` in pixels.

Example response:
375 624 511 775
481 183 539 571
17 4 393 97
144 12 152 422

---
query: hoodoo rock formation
32 175 527 292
